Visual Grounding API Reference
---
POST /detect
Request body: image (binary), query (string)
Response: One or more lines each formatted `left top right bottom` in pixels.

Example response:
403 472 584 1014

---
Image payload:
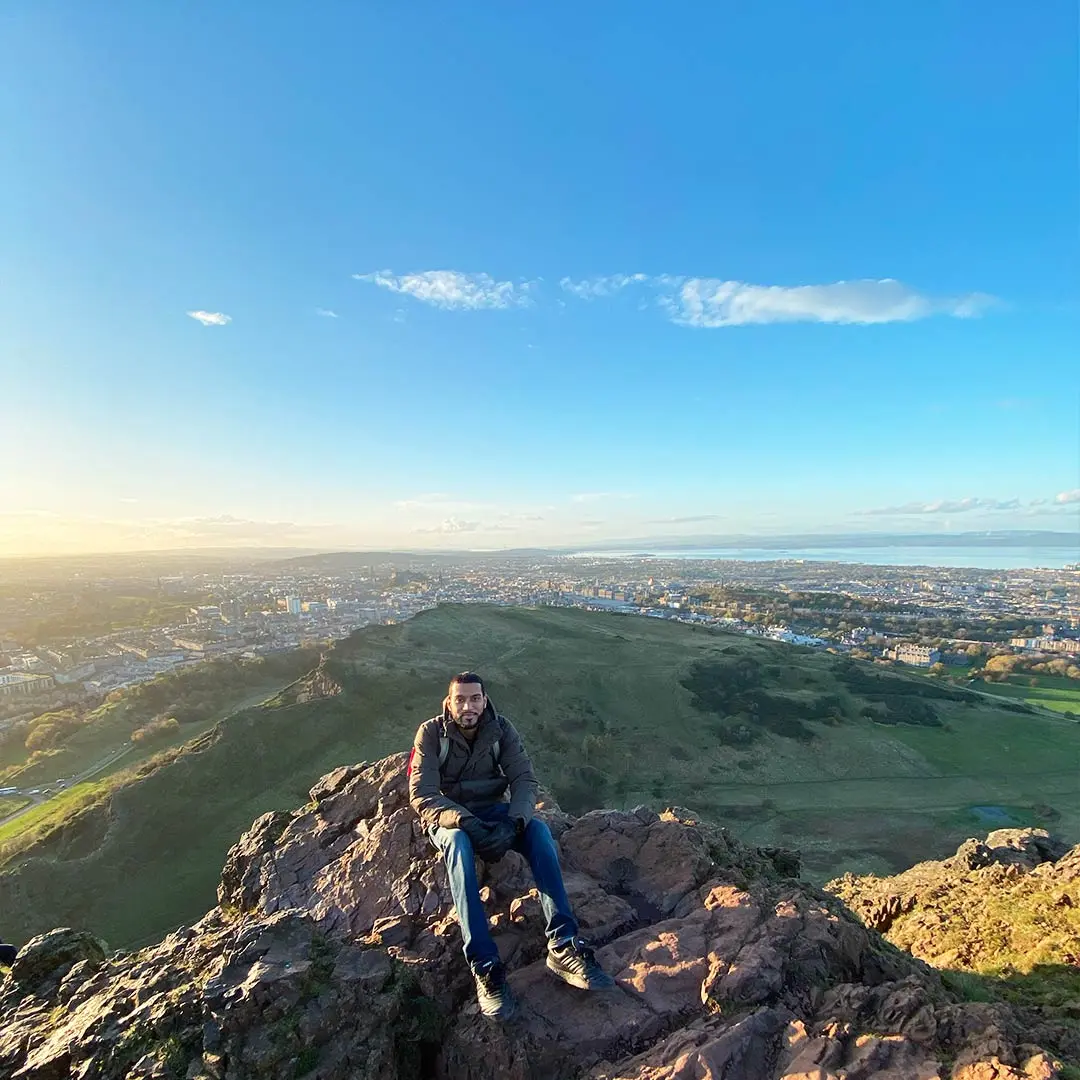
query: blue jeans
429 803 578 968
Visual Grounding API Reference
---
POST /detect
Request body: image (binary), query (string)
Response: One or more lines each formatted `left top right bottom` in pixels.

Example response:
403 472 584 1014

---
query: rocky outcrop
828 828 1075 943
0 758 1069 1079
830 828 1080 1071
266 657 342 708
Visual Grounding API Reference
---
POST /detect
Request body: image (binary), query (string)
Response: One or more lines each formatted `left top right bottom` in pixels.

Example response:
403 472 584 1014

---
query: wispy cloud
431 518 481 533
0 510 348 557
354 268 996 326
1056 489 1080 505
557 273 994 327
865 496 1034 516
498 512 546 522
187 310 231 326
559 273 650 299
353 270 535 310
661 278 995 328
315 308 338 318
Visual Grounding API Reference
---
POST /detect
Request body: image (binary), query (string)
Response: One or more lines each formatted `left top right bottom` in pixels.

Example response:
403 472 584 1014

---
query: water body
970 805 1017 826
569 546 1079 570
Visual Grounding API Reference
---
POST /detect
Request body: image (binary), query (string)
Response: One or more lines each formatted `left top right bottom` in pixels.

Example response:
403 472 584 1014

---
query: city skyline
2 4 1077 556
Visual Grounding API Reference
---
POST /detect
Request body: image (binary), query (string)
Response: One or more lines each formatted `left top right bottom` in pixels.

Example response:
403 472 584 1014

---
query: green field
0 795 29 820
0 604 1077 950
977 673 1080 717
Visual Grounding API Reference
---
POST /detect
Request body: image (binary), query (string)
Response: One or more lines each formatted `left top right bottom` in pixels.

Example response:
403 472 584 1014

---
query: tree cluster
131 716 181 744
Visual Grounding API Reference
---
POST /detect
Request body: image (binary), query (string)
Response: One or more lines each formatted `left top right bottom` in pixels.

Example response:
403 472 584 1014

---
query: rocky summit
0 754 1071 1080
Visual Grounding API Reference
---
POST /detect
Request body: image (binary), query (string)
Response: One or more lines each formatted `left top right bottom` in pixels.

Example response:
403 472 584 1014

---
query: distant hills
1 530 1074 576
578 529 1080 552
275 530 1079 567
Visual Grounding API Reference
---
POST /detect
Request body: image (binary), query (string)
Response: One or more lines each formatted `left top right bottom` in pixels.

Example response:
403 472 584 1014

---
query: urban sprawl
1 554 1078 725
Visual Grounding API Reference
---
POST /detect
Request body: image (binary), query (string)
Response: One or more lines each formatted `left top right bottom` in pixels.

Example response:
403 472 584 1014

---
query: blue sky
1 2 1077 554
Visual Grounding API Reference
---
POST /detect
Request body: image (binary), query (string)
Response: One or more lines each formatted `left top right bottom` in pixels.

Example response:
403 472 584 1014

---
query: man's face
448 681 486 731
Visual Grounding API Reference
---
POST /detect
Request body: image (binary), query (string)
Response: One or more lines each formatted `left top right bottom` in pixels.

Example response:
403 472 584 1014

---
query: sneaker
472 960 518 1020
546 937 615 990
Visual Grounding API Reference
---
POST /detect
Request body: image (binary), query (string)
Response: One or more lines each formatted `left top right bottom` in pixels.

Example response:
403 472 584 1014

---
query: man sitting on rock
408 671 614 1020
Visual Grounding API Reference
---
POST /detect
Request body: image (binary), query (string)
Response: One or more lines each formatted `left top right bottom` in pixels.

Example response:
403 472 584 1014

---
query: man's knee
523 817 554 847
434 826 473 859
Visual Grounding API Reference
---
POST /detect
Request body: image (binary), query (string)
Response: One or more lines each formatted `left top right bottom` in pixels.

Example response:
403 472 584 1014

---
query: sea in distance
568 546 1079 571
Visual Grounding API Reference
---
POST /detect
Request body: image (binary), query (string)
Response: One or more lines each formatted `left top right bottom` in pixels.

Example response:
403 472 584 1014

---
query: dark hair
448 671 485 695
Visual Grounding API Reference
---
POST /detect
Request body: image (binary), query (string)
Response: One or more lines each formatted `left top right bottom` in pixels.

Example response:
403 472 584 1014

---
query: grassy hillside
0 650 317 790
977 673 1080 717
0 604 1077 949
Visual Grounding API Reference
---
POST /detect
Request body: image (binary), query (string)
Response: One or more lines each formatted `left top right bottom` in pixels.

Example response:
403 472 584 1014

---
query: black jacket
408 702 539 830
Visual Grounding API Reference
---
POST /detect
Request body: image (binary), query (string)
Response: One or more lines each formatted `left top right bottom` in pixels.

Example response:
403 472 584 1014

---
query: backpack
406 725 501 776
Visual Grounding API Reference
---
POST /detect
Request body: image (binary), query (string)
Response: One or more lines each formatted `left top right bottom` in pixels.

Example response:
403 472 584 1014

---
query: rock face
268 656 342 708
829 828 1073 941
0 756 1069 1079
830 828 1080 1071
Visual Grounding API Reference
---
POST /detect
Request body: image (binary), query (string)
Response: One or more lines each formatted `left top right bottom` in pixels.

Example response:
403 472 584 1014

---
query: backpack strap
437 735 500 767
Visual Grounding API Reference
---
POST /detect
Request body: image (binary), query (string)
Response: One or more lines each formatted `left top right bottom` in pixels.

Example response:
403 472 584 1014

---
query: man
408 672 613 1020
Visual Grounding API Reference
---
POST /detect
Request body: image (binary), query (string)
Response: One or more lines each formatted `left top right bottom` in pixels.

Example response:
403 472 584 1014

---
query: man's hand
485 819 518 859
460 817 497 853
459 817 517 861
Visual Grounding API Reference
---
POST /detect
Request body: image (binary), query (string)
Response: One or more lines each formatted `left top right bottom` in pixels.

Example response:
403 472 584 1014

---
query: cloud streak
662 278 994 327
865 496 1046 516
560 273 650 299
315 308 338 318
187 310 231 326
561 273 994 326
1056 489 1080 505
353 270 535 310
353 267 996 326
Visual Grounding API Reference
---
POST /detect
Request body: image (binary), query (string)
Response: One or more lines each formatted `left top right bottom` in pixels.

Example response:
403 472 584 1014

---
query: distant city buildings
220 599 245 622
1009 635 1080 656
890 643 941 667
0 548 1075 718
0 672 55 698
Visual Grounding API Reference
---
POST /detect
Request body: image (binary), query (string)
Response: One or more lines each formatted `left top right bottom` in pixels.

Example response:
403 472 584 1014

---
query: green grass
1 604 1078 950
0 796 29 820
847 830 1080 1068
977 673 1080 717
0 778 119 857
2 680 292 789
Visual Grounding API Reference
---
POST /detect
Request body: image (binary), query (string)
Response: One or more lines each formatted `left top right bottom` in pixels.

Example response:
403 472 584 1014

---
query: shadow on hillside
942 963 1080 1068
